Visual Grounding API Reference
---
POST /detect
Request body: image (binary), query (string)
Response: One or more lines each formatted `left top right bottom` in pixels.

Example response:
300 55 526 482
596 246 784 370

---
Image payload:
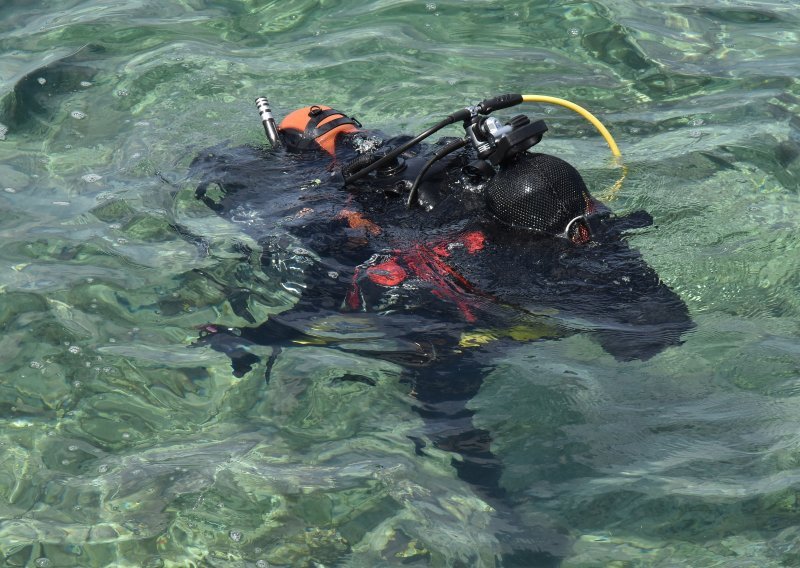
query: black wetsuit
189 138 693 499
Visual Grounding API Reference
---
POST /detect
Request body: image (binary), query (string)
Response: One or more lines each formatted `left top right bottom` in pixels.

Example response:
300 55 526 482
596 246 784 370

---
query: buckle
560 215 591 244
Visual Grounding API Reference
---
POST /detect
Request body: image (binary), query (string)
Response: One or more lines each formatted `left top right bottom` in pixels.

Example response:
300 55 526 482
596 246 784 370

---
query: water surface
1 1 799 566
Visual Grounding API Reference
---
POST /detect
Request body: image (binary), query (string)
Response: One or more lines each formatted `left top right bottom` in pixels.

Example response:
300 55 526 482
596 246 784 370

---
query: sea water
0 1 799 566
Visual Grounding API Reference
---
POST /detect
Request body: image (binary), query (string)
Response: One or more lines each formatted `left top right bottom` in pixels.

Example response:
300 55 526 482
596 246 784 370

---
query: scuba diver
190 93 693 560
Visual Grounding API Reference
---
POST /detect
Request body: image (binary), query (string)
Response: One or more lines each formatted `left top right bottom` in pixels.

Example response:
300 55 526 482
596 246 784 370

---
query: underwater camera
254 93 624 242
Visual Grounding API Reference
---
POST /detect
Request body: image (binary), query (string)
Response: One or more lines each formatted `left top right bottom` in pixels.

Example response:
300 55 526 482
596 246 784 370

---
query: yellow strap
521 94 626 200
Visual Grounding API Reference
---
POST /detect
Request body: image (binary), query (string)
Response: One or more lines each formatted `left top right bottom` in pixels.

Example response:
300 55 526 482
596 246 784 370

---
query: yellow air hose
521 94 627 200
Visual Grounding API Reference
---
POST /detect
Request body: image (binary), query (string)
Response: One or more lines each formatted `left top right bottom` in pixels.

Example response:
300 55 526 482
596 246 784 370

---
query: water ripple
1 0 799 565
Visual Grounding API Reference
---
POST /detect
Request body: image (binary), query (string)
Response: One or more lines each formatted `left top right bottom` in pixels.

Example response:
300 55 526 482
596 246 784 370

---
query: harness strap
304 107 361 140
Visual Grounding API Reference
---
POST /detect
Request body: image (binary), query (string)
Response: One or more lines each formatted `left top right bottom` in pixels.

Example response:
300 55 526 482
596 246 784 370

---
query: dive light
255 96 280 148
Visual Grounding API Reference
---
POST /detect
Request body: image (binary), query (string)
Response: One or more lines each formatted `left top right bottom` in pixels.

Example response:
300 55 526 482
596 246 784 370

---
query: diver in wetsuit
192 94 693 503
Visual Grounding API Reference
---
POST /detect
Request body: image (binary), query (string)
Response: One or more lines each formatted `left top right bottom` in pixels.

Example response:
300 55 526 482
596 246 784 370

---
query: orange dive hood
278 105 361 155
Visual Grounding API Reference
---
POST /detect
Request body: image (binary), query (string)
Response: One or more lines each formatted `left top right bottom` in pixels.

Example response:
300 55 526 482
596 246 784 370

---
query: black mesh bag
485 152 589 234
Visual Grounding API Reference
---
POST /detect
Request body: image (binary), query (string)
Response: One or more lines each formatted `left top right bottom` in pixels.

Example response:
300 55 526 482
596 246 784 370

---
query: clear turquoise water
1 1 799 566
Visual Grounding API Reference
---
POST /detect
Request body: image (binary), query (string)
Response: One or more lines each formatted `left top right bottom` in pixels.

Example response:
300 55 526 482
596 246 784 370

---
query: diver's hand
193 325 261 377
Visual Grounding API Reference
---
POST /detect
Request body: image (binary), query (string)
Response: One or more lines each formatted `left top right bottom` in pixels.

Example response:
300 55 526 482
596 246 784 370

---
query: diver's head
278 105 361 155
485 152 591 238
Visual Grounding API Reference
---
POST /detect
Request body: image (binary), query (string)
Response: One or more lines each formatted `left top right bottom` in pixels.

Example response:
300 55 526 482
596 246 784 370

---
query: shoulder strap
304 107 361 140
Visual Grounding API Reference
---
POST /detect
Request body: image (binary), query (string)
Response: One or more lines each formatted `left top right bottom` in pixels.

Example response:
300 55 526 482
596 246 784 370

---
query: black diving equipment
255 93 624 238
191 92 691 366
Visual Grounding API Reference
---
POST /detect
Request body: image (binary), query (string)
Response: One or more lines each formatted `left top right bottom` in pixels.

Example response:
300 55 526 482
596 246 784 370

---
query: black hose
343 108 471 185
340 151 381 179
406 138 468 208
